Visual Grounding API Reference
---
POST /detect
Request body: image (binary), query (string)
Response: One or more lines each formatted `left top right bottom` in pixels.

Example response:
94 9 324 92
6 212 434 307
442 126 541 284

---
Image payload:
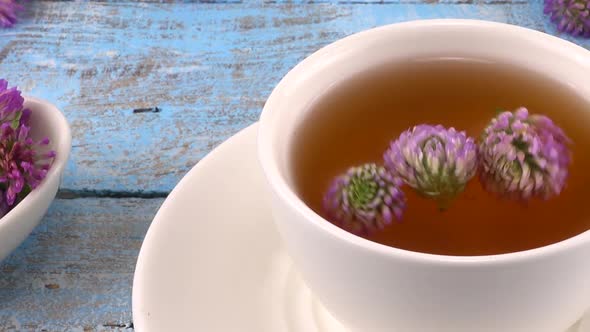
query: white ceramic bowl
0 97 71 262
258 20 590 332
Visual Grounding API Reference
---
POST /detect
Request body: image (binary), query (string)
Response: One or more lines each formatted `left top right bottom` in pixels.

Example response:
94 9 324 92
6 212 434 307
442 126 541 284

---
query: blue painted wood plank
0 197 161 331
0 1 587 194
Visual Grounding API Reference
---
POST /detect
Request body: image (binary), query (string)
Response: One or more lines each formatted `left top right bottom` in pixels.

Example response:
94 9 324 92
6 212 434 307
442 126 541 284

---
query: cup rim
258 19 590 265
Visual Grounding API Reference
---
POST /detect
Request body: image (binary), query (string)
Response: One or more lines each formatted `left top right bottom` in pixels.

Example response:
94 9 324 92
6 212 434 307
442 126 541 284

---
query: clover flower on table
544 0 590 38
0 0 22 28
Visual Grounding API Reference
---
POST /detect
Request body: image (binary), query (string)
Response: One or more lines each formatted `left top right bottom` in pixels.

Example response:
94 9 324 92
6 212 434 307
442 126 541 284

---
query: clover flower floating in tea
383 124 478 210
544 0 590 38
479 107 571 200
323 163 406 235
323 108 572 234
0 79 55 217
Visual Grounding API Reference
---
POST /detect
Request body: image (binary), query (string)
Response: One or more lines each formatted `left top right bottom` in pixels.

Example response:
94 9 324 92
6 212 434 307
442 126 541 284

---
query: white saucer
132 123 346 332
132 123 590 332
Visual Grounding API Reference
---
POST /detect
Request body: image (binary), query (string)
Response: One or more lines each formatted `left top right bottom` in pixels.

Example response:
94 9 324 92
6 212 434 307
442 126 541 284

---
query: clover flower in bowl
0 80 71 261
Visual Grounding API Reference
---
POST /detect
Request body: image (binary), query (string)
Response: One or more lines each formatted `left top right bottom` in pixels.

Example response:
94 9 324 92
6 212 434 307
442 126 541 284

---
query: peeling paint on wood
1 1 590 330
0 1 587 193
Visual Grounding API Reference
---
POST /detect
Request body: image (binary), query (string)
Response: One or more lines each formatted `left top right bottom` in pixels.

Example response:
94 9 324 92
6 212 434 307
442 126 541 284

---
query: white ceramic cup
258 20 590 332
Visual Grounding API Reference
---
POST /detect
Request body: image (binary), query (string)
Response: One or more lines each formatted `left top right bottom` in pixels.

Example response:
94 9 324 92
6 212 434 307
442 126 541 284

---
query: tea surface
291 58 590 256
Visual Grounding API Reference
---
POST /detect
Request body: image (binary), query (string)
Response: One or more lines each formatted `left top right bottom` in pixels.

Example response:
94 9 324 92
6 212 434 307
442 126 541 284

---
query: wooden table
0 1 589 330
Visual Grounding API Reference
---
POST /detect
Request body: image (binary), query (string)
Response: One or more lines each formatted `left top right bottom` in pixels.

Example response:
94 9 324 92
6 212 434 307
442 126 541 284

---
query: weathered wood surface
0 198 161 331
1 0 590 331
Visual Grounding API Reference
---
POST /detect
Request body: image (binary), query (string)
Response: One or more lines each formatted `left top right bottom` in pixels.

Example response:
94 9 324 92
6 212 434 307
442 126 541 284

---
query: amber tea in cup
291 57 590 256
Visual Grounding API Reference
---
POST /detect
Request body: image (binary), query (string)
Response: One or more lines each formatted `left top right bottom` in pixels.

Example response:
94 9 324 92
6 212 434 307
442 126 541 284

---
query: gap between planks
56 189 169 199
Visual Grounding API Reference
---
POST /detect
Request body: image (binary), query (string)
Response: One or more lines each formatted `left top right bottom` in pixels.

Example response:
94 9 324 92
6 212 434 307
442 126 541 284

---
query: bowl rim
258 19 590 265
0 96 72 227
